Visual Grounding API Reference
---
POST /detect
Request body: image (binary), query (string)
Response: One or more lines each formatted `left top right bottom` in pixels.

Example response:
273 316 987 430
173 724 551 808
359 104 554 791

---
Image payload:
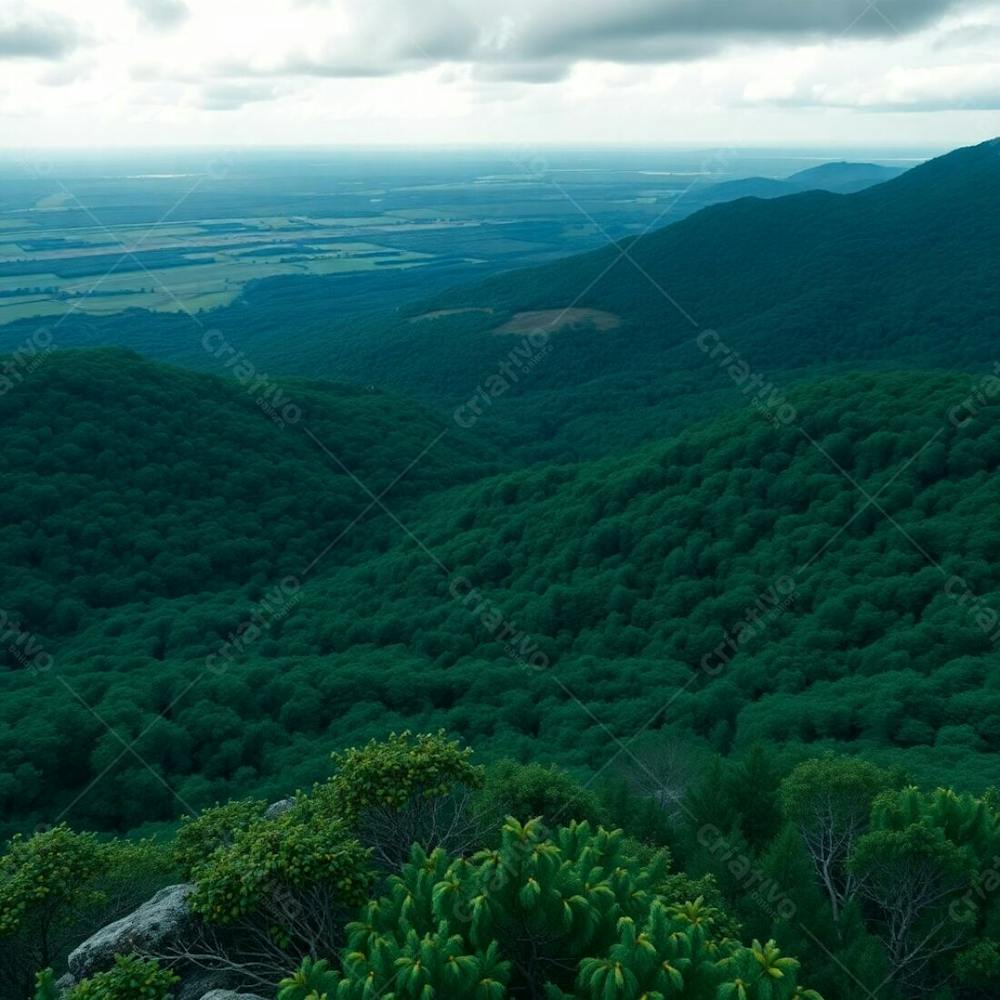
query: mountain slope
787 160 905 192
4 362 1000 833
321 139 998 402
0 349 497 642
698 160 905 206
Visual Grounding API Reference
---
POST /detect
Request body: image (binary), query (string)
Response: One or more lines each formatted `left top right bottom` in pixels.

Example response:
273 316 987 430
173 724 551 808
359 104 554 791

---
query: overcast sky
1 0 999 149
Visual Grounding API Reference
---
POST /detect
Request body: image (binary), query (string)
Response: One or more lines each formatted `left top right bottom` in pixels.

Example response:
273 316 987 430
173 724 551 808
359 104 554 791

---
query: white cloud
0 0 997 147
38 58 95 86
0 5 86 60
131 0 190 30
197 81 279 110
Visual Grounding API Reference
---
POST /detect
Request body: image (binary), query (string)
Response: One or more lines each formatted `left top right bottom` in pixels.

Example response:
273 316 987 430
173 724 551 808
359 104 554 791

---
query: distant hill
698 175 802 203
786 160 906 192
699 160 906 206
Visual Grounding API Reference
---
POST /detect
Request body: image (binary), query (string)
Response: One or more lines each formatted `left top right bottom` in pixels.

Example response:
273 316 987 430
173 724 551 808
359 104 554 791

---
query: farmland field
0 213 451 323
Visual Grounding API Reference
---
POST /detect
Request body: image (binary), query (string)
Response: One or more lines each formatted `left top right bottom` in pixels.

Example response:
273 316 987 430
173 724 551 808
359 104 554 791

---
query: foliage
314 730 485 871
67 954 179 1000
780 756 897 922
0 827 173 999
171 796 268 879
13 738 1000 1000
0 825 108 939
849 787 1000 992
954 940 1000 993
188 801 370 928
10 360 1000 838
33 968 60 1000
296 816 823 1000
0 826 109 999
276 956 340 1000
325 731 483 822
477 759 608 834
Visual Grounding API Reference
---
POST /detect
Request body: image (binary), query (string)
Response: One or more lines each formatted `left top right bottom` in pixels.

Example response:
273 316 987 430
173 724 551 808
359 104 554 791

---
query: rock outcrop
67 884 194 980
264 797 295 820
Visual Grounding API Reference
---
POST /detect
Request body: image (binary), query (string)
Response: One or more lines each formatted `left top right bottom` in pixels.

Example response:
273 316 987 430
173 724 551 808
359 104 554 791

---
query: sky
1 0 999 149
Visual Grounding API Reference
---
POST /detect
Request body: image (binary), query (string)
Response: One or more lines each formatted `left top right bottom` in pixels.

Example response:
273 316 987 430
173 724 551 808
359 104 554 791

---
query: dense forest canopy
3 353 1000 838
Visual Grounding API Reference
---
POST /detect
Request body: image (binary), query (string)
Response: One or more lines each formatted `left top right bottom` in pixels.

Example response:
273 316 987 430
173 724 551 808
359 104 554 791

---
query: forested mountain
4 357 1000 840
785 160 905 192
0 349 500 640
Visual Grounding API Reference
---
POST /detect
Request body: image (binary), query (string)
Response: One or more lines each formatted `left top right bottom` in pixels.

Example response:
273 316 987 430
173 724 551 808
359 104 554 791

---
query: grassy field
0 214 440 325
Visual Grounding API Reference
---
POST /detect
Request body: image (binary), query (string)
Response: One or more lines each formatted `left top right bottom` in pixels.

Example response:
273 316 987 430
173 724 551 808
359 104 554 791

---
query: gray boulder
198 993 269 1000
264 797 295 819
67 884 194 980
176 972 232 1000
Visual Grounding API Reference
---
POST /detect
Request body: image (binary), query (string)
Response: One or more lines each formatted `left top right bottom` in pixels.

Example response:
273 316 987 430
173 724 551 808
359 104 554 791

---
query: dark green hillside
307 139 997 432
0 349 498 642
786 160 904 192
5 363 1000 835
0 145 984 464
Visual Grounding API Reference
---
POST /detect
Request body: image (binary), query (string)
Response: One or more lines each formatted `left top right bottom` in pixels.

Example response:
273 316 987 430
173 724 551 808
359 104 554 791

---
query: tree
617 731 703 825
780 757 896 923
849 787 999 993
477 759 607 834
0 826 170 1000
322 730 485 871
174 797 371 991
2 826 105 998
954 939 1000 997
284 816 823 1000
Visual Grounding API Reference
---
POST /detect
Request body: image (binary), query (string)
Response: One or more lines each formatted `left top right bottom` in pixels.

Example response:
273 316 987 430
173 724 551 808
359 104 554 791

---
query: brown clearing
493 308 622 336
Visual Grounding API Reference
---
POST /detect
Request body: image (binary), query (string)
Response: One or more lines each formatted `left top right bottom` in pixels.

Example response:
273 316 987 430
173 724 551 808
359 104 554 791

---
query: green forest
2 140 1000 999
7 732 1000 1000
4 355 1000 837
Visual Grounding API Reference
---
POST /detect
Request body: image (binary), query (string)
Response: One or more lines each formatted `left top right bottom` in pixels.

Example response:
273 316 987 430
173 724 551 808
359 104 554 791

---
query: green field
0 214 440 324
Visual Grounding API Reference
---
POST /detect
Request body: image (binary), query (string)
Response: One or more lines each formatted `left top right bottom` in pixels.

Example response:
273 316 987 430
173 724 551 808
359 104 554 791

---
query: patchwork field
0 214 443 325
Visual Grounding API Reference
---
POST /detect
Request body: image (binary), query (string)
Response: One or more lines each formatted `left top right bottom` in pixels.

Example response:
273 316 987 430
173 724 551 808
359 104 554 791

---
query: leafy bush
67 954 178 1000
324 730 483 821
0 825 108 939
319 730 485 869
188 803 370 929
171 796 268 879
0 827 174 998
287 816 823 999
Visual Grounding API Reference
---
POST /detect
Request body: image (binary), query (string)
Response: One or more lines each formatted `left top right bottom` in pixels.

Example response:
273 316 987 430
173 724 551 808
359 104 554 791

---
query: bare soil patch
493 308 621 336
